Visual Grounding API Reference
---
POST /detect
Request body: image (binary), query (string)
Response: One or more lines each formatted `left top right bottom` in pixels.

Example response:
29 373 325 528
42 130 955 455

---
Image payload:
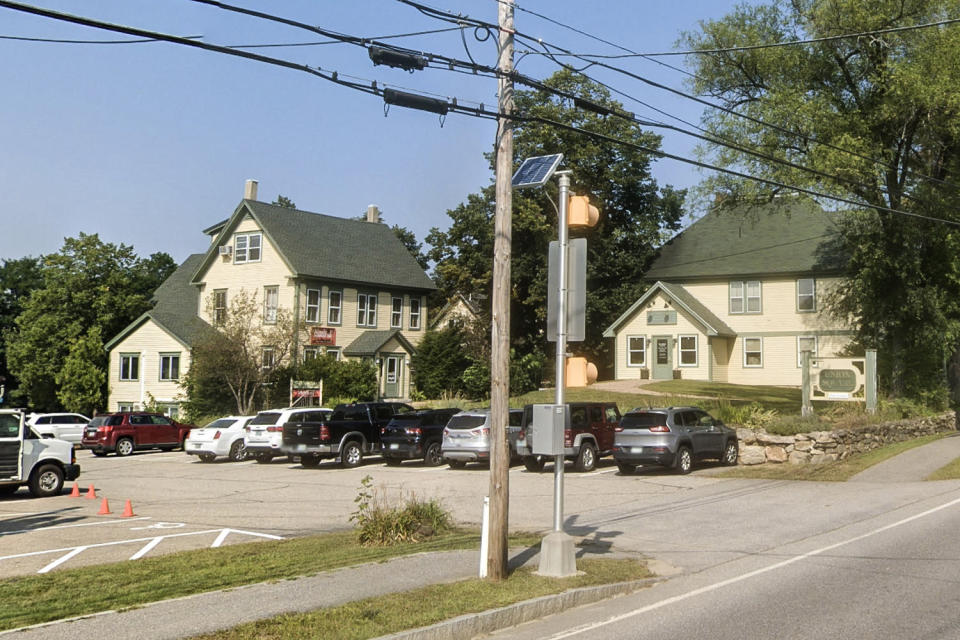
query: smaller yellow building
604 198 853 386
106 181 436 415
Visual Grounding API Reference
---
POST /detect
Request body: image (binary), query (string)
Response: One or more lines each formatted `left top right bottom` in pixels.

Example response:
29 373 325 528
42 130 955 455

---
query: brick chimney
244 179 259 201
366 204 381 223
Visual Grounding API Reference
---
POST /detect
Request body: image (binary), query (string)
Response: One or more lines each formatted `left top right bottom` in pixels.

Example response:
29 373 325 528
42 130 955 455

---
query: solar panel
511 154 563 189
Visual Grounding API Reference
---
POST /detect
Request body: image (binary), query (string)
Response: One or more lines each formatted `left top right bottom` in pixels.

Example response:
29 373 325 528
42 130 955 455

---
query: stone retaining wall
734 412 957 465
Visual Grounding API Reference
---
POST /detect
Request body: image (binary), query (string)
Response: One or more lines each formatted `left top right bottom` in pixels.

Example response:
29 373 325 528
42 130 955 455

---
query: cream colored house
106 181 436 415
603 198 853 386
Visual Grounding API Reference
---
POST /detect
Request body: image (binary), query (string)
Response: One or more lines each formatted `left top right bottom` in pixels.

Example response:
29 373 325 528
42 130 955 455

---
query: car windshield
89 415 123 427
250 412 281 426
620 412 668 428
446 415 486 430
203 418 236 430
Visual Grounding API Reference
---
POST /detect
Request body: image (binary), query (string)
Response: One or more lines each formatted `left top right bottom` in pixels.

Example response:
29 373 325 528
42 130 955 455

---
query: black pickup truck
281 402 415 468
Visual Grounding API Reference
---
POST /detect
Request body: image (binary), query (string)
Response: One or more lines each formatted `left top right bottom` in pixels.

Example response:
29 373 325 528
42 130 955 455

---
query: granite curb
375 577 662 640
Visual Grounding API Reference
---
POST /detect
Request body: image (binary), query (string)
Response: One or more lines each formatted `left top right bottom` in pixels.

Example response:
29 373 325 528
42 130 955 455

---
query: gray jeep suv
612 406 738 474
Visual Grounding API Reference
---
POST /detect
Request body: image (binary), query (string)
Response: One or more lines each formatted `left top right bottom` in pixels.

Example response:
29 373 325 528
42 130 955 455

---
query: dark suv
81 412 194 457
380 408 463 466
612 406 738 474
516 401 621 473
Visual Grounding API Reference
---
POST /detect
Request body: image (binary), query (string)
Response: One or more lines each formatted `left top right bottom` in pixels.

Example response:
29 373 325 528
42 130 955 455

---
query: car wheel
384 457 402 466
300 453 320 468
341 441 363 468
447 460 466 469
674 445 693 475
115 438 134 457
423 442 443 467
616 461 636 475
254 453 273 464
228 440 248 462
574 442 597 472
198 453 216 463
29 464 64 498
523 456 546 472
721 440 739 466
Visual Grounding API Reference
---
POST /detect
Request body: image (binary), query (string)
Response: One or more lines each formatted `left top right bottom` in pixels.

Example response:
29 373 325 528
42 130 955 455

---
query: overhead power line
0 33 201 44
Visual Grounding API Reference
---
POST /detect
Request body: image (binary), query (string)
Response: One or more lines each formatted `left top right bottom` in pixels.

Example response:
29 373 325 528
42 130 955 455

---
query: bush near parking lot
351 475 452 546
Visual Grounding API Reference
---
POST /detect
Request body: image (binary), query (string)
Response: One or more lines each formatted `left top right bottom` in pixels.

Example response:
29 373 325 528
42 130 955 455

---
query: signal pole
488 0 514 582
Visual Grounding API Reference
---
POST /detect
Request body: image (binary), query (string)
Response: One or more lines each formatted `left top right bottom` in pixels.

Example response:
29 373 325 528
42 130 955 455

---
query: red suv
81 412 193 457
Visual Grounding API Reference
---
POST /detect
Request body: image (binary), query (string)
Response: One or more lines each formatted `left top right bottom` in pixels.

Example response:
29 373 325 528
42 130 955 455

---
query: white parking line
0 516 152 536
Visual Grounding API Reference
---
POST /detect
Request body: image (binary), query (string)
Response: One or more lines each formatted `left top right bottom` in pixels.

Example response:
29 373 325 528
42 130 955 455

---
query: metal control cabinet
530 404 568 456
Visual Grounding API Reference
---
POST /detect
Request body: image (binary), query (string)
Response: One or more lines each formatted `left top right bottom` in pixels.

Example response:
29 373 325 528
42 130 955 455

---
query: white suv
26 413 90 445
245 407 331 463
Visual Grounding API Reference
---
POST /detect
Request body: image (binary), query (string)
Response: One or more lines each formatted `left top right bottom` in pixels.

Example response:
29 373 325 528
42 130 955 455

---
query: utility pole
488 0 514 581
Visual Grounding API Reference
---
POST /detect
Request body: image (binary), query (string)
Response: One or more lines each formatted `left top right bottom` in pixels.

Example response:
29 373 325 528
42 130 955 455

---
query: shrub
350 475 452 546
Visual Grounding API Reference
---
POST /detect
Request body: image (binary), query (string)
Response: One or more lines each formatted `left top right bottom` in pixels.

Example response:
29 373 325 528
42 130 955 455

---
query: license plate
631 446 644 453
390 443 399 450
296 444 306 452
191 443 201 449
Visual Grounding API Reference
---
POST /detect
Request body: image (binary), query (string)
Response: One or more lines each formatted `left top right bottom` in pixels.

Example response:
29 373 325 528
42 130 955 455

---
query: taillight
405 427 422 436
266 426 282 433
380 427 387 435
443 428 449 436
244 426 251 432
319 425 330 441
649 425 671 432
213 430 222 440
517 431 525 440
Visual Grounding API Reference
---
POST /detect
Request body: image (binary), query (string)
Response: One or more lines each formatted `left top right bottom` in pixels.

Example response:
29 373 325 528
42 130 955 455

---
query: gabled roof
193 200 436 292
107 253 213 351
646 197 845 281
603 281 736 339
429 292 481 328
343 330 416 357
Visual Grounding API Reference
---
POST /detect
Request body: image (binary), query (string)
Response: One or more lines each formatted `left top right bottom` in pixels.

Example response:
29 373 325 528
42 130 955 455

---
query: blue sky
0 0 747 264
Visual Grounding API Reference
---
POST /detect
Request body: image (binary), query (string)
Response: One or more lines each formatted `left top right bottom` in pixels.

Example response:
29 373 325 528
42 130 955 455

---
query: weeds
350 475 452 546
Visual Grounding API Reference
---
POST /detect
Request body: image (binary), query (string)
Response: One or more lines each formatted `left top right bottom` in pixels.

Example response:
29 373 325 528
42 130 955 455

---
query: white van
0 410 80 497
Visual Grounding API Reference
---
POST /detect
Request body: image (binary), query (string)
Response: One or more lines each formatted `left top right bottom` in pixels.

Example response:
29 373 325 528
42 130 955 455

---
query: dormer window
234 233 262 264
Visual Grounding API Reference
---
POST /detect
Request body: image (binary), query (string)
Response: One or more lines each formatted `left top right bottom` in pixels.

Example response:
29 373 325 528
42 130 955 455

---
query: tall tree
427 69 685 375
0 256 43 405
5 234 175 410
681 0 960 401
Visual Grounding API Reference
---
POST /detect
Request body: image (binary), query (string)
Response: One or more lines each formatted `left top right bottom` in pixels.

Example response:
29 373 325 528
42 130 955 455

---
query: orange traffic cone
97 497 111 515
85 484 96 499
69 482 80 498
120 500 135 518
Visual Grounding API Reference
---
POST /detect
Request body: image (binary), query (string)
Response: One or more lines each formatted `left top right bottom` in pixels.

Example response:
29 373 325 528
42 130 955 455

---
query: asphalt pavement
4 435 960 640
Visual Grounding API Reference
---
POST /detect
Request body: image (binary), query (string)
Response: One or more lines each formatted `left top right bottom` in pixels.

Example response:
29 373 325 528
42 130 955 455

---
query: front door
384 355 402 398
0 412 24 481
652 336 673 380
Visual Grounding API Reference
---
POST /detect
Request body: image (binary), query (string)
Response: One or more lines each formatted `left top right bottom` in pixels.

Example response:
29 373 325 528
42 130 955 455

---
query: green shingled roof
343 330 415 357
646 197 845 281
106 254 212 351
194 201 436 292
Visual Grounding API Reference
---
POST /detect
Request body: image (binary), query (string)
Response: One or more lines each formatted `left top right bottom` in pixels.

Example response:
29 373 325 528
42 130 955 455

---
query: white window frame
119 353 139 381
233 232 262 264
627 335 646 367
357 293 377 327
328 290 342 325
409 297 422 330
302 346 321 361
797 278 816 312
305 288 321 323
326 347 341 361
743 337 763 368
159 353 180 381
797 335 818 367
679 335 698 367
391 296 403 329
261 347 276 371
730 280 762 314
213 289 227 325
263 286 279 324
118 403 135 412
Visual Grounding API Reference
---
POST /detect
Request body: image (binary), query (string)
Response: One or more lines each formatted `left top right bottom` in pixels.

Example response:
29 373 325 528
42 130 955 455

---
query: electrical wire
0 33 201 44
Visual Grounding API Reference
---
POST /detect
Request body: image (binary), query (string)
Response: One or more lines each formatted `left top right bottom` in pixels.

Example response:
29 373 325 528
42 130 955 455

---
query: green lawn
927 457 960 480
0 529 538 631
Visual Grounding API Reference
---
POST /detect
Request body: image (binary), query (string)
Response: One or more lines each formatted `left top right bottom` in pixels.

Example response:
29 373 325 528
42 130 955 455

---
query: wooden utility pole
488 0 514 581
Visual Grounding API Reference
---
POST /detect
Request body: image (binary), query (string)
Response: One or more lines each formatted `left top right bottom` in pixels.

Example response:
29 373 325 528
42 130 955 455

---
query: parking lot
0 448 723 577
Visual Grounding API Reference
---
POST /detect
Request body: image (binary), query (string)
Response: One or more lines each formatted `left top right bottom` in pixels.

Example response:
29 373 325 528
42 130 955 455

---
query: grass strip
0 529 539 631
715 433 949 482
193 557 652 640
926 457 960 480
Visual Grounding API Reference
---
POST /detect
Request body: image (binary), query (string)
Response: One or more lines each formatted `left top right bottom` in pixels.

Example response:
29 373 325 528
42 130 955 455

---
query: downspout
293 279 301 363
